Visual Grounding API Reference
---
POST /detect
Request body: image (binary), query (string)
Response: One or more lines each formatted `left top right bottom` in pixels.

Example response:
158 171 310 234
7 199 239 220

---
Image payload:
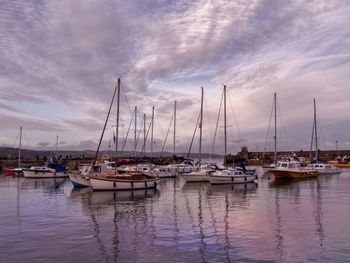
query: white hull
207 174 256 184
304 163 341 175
154 166 177 178
69 174 92 187
157 172 176 178
23 170 68 178
90 176 160 191
168 165 198 174
182 171 208 182
317 169 341 175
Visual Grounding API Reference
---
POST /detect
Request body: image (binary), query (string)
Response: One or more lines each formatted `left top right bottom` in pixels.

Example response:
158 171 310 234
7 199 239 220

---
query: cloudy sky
1 0 350 155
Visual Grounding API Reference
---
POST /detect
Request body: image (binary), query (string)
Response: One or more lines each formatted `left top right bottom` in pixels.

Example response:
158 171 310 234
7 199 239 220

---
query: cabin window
93 166 101 172
281 163 288 168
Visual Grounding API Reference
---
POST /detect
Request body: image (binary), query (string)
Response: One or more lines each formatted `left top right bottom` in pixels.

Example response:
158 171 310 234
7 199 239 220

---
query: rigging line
187 111 201 159
227 89 243 145
210 88 224 159
310 115 315 153
121 108 135 156
160 113 174 157
261 96 275 165
120 81 134 117
12 133 19 149
140 120 152 156
93 85 117 166
277 100 289 151
203 95 213 149
22 131 31 149
135 116 145 154
317 110 327 150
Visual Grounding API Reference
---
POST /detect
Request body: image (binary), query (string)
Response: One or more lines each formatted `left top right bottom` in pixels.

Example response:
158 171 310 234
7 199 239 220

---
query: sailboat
23 135 69 178
89 78 160 191
270 98 319 180
207 85 258 185
304 99 340 174
182 87 209 182
262 93 278 172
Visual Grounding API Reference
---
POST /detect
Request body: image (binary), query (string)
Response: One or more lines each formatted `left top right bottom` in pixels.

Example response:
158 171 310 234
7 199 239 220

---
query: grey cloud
37 142 50 147
0 114 67 132
1 1 350 150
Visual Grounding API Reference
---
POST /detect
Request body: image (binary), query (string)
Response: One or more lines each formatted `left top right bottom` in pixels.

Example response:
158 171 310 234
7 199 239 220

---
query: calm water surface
1 169 350 262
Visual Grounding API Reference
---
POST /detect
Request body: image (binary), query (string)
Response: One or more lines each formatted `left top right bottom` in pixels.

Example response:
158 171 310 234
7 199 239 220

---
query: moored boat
304 163 340 175
23 162 69 178
90 172 160 191
88 78 161 191
328 158 350 168
207 167 257 184
182 163 219 182
270 161 318 179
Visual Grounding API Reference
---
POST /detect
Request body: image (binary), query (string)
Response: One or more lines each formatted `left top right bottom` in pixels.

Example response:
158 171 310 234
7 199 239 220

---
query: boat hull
23 170 69 178
69 174 92 187
207 174 256 184
3 168 16 176
182 172 208 182
90 175 160 191
270 170 318 179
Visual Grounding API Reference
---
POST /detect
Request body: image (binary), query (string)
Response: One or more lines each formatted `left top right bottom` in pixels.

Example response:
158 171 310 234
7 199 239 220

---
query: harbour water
1 170 350 262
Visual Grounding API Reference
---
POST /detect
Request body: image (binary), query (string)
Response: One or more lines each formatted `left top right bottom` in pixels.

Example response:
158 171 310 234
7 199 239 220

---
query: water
1 170 350 262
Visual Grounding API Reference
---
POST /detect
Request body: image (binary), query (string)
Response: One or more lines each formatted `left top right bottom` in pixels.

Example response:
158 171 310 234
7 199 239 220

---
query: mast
314 98 318 161
173 100 176 161
56 135 59 159
18 126 22 168
151 106 154 159
274 92 277 165
336 140 338 152
115 78 121 175
134 106 137 156
199 87 204 165
224 85 227 166
143 113 146 157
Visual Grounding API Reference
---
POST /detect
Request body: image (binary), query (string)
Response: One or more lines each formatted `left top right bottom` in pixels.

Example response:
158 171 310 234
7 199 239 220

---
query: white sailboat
182 87 208 182
90 78 160 191
304 98 340 175
207 85 258 185
23 162 69 178
262 92 278 172
69 161 114 187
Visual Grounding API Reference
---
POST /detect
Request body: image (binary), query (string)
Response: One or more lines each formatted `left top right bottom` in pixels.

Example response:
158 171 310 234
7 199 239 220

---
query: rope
261 96 274 165
227 90 243 147
210 88 224 159
187 111 201 159
135 114 144 155
160 113 174 157
121 108 135 156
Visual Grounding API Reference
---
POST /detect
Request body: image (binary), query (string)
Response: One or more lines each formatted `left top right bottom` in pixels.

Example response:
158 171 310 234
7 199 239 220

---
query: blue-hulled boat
23 162 69 178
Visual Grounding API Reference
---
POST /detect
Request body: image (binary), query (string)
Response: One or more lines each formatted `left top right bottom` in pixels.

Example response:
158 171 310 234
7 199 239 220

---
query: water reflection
1 171 350 262
69 187 161 262
208 182 258 195
268 175 333 261
21 177 66 191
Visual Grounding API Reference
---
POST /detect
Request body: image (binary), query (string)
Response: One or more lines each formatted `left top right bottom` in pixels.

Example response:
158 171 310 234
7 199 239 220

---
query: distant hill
0 147 223 160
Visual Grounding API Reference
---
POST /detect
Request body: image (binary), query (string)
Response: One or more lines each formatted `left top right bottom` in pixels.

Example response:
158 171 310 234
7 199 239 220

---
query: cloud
1 1 350 151
37 142 50 147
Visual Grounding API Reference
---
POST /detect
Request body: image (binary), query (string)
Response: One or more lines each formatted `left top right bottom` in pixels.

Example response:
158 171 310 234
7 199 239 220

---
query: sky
0 0 350 155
